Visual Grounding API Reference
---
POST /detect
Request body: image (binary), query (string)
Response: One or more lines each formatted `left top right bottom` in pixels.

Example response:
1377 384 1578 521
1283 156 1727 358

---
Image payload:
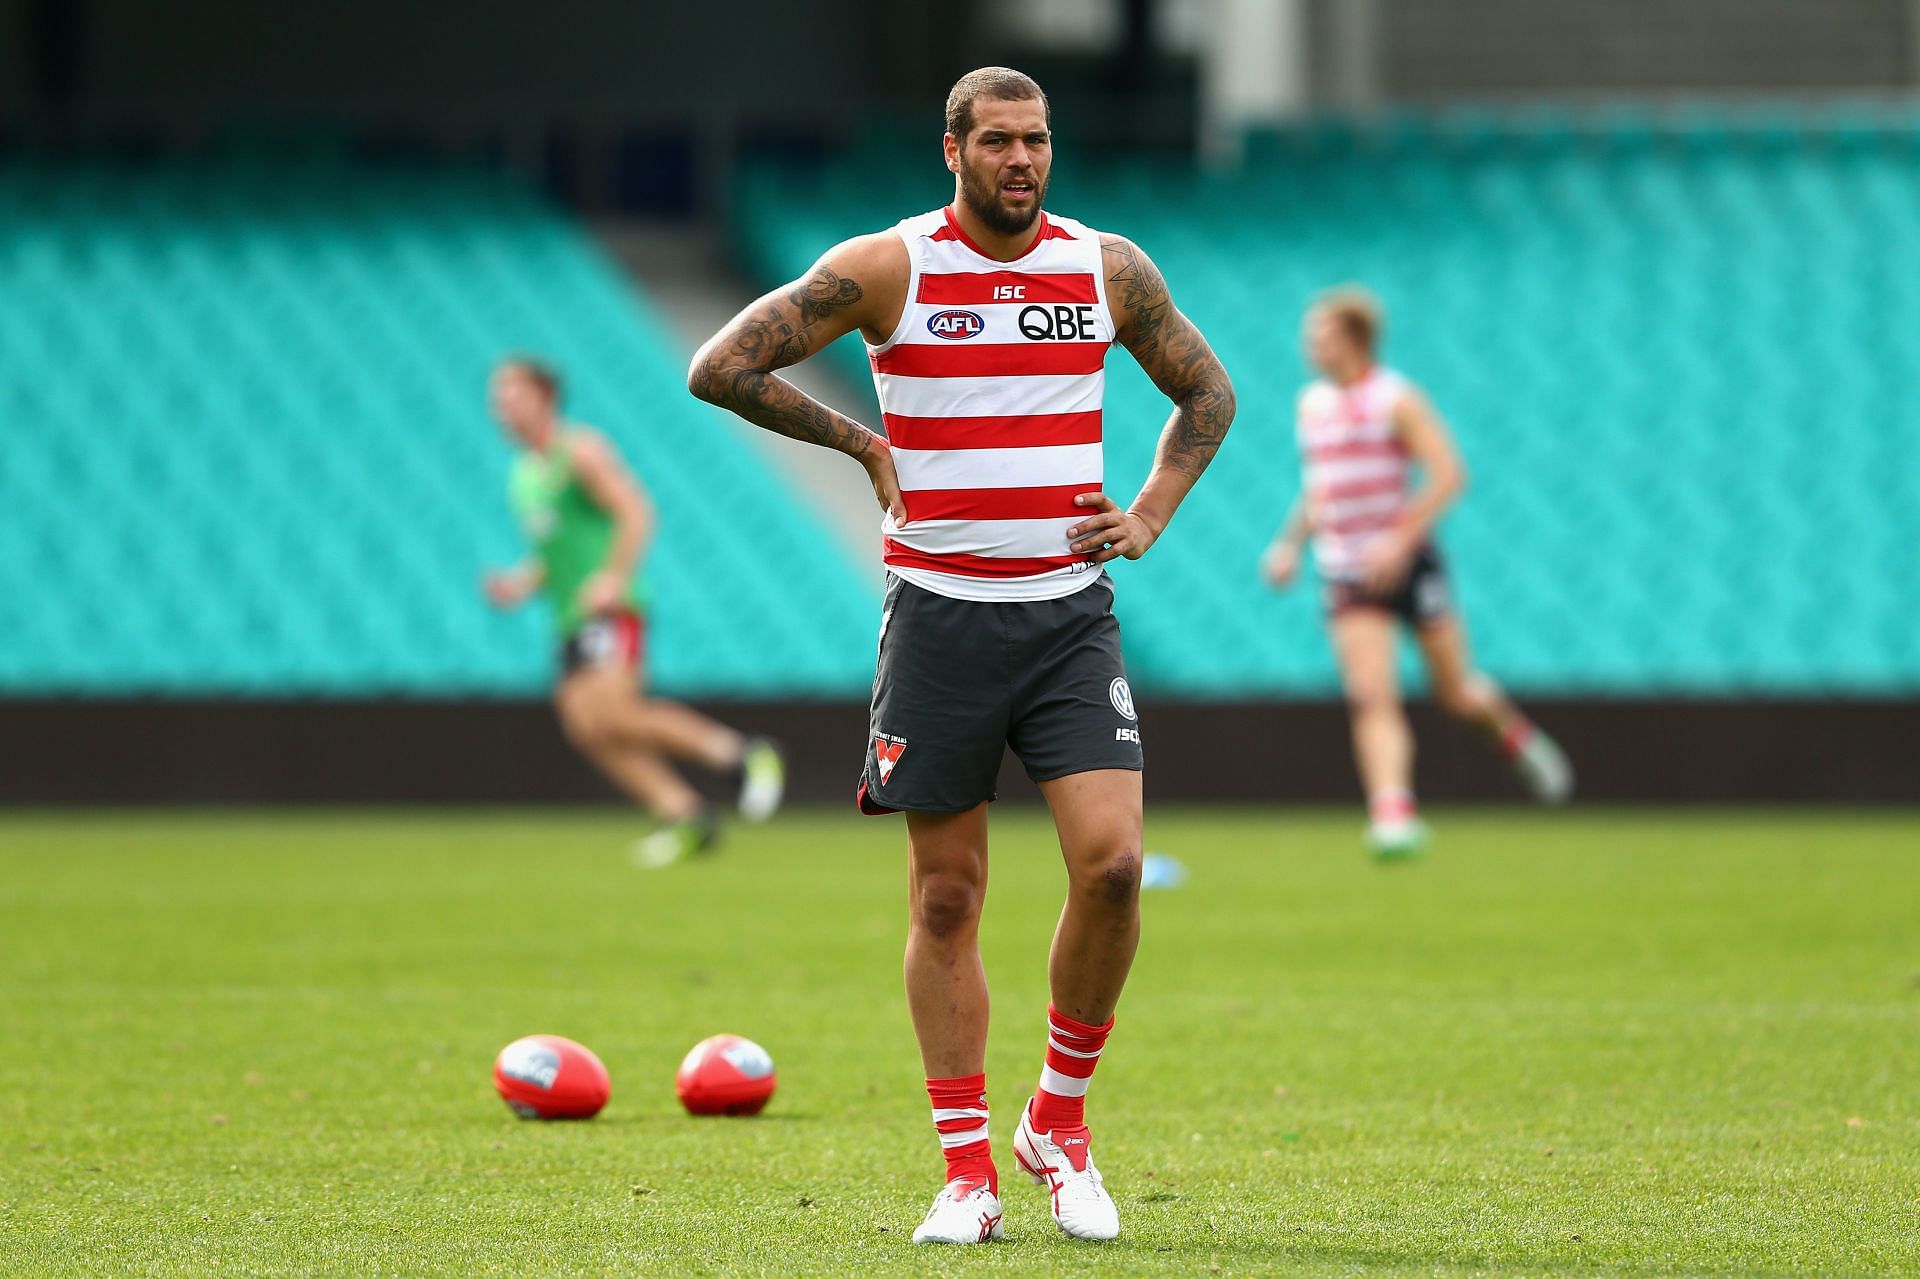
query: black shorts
559 611 646 678
1323 543 1453 629
858 574 1143 815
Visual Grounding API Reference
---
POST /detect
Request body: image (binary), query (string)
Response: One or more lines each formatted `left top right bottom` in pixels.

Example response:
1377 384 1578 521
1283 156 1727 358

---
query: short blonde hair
1313 286 1384 354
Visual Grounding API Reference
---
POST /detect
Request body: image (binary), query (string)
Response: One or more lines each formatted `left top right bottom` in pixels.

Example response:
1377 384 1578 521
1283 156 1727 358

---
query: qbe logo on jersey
1019 305 1100 341
927 309 986 341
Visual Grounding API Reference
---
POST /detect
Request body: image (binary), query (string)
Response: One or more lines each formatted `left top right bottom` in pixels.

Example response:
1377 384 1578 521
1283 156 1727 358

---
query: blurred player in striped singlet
1264 290 1572 858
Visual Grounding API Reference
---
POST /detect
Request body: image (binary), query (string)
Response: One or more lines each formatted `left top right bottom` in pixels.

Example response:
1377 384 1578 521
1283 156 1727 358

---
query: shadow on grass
490 1111 826 1128
1169 1225 1813 1279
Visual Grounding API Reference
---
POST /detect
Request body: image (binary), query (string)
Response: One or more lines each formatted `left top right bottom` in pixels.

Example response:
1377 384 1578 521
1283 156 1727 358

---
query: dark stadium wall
1 699 1913 807
7 0 1912 129
1375 0 1916 97
0 0 971 127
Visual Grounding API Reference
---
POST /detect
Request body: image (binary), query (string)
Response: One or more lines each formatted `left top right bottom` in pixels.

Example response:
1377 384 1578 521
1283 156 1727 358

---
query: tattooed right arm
687 234 904 462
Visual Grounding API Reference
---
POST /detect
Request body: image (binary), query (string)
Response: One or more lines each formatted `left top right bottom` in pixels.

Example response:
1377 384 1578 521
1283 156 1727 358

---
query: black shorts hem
1024 760 1145 785
1321 543 1451 629
855 778 994 817
1326 597 1397 616
557 610 647 677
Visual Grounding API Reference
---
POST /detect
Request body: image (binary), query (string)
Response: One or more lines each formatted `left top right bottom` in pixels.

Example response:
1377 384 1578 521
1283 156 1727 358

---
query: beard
959 163 1046 235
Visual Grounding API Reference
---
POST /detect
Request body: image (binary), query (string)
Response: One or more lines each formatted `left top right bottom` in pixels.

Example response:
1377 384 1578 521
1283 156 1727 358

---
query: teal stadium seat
0 157 878 696
735 110 1920 694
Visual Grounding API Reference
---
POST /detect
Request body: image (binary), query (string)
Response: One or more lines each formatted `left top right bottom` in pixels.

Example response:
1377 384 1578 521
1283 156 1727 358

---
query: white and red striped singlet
867 207 1115 602
1297 366 1413 582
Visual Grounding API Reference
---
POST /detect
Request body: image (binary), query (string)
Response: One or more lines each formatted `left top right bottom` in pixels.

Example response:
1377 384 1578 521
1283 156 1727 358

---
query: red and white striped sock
1499 718 1536 761
926 1073 995 1192
1030 1005 1113 1133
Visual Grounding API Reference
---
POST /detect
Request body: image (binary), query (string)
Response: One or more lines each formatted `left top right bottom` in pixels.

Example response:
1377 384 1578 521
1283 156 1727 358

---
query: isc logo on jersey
927 309 986 341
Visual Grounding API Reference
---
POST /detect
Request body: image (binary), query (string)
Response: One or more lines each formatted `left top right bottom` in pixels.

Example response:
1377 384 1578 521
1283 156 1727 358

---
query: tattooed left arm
1065 234 1236 563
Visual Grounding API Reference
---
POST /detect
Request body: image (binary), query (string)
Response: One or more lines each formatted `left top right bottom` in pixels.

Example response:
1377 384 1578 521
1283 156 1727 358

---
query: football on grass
493 1034 610 1119
676 1034 777 1115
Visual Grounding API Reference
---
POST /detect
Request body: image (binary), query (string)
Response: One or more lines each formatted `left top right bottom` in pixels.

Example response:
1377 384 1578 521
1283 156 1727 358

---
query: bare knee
558 705 613 756
1345 679 1398 721
1071 845 1141 909
1434 685 1476 721
912 871 983 940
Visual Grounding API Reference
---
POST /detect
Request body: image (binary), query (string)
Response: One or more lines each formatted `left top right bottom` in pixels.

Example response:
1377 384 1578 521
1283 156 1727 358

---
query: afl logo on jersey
926 309 986 341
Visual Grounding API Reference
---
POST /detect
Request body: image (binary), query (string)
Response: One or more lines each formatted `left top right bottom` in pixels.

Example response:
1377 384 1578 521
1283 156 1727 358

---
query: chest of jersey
912 271 1106 346
864 209 1116 601
873 214 1114 419
1297 370 1413 578
508 454 566 542
1298 376 1402 456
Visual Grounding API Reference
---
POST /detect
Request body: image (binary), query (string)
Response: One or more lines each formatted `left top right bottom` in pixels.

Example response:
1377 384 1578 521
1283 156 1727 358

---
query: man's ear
943 133 961 175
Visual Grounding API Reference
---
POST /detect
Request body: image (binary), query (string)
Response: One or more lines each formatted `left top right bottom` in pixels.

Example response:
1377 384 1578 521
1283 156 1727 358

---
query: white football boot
1366 815 1429 861
1012 1101 1120 1241
737 738 787 823
910 1176 1005 1245
628 807 720 869
1514 729 1574 804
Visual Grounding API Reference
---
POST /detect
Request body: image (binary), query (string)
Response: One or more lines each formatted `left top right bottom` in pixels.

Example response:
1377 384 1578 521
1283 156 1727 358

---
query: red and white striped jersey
867 207 1115 602
1297 366 1413 582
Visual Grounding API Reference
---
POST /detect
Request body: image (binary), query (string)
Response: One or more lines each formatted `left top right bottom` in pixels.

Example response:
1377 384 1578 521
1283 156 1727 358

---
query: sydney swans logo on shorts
926 309 986 341
1109 678 1137 721
874 734 907 784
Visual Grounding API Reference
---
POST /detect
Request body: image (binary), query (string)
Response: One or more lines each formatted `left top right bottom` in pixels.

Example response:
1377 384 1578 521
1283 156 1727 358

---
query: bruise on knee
1072 848 1139 908
913 874 981 940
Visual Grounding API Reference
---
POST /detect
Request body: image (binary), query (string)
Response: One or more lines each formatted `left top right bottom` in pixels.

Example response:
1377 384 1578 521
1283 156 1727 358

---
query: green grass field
2 807 1916 1278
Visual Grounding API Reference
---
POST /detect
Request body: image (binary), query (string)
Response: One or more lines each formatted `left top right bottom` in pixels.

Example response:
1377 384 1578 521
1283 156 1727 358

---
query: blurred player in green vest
484 356 784 865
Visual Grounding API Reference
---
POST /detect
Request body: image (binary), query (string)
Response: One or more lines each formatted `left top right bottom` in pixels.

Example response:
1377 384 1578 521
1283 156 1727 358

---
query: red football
676 1034 777 1116
493 1034 611 1120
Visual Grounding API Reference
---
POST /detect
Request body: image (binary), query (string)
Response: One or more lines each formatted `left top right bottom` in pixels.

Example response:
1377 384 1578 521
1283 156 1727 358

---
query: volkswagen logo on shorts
926 309 986 340
1109 677 1137 721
